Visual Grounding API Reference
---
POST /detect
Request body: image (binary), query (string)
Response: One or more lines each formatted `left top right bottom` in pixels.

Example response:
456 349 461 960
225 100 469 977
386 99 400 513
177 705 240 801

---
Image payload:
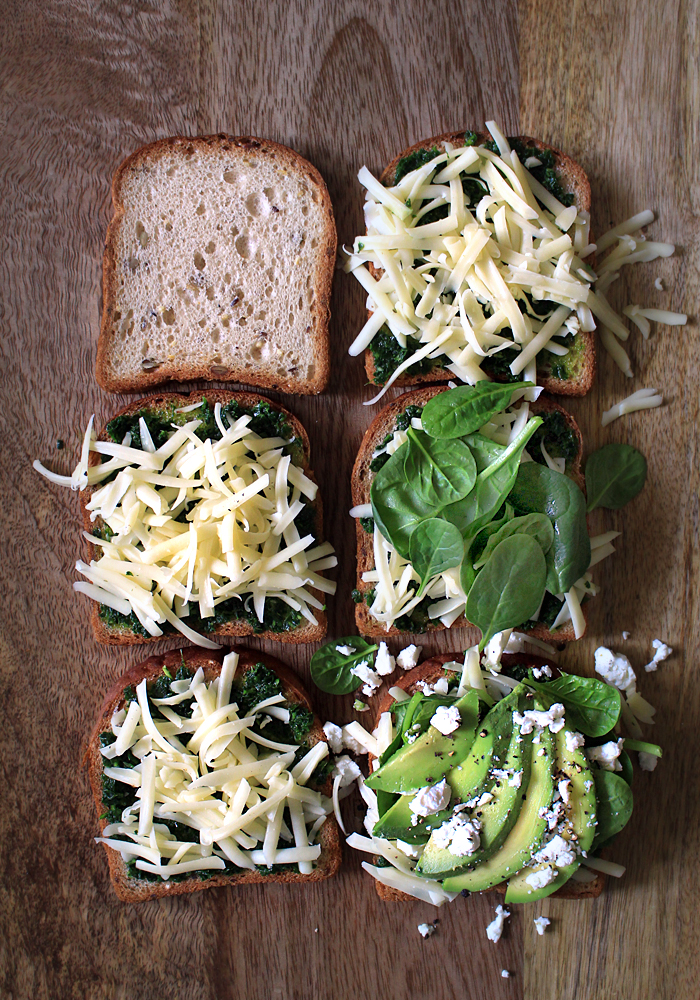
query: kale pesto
525 411 579 468
369 330 443 386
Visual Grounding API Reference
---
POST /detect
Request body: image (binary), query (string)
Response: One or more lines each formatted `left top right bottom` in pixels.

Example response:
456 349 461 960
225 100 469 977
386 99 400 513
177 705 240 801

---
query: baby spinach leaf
409 518 465 596
585 444 647 512
591 770 634 850
466 534 547 647
310 637 378 695
530 673 621 736
404 428 477 505
473 512 554 569
371 445 439 558
509 463 590 594
421 383 534 439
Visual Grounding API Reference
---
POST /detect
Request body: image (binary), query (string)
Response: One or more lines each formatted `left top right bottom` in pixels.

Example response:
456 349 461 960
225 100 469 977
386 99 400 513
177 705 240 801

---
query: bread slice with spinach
353 128 595 398
351 386 588 642
80 389 334 646
87 646 340 902
97 135 336 395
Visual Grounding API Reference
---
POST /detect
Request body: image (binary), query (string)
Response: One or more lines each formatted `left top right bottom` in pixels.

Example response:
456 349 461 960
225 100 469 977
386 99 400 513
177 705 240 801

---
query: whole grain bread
364 129 595 397
82 389 329 645
367 652 604 903
97 135 336 395
86 646 340 902
351 386 587 642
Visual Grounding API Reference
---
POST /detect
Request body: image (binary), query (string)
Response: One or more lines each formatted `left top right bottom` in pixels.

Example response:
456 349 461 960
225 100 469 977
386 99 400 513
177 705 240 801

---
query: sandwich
34 390 336 646
87 646 340 901
96 135 336 395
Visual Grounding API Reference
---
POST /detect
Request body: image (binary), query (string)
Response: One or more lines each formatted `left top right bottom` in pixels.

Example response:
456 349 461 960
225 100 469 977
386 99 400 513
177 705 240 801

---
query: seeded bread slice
351 386 587 642
364 129 595 397
81 389 328 645
366 652 604 903
97 135 336 395
86 647 340 902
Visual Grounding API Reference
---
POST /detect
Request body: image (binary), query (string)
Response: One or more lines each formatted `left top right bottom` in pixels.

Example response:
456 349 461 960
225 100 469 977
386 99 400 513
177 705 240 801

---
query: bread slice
97 135 336 395
366 651 604 903
363 129 595 397
82 389 329 645
86 646 340 902
352 386 587 642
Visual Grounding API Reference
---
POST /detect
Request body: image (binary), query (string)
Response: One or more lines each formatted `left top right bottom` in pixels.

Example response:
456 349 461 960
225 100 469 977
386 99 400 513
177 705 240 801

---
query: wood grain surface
0 1 696 998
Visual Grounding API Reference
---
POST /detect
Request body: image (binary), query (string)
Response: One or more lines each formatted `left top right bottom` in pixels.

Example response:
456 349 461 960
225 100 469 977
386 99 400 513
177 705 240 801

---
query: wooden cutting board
1 1 698 998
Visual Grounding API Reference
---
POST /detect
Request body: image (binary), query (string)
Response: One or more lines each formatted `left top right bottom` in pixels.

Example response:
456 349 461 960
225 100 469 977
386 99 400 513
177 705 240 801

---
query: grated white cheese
602 388 663 426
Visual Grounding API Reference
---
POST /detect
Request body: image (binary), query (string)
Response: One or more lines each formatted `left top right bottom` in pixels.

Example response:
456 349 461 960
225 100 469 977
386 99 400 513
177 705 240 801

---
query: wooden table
1 2 697 997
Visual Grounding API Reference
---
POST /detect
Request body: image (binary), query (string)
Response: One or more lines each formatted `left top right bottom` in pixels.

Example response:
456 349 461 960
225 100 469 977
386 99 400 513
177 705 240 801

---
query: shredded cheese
602 388 663 426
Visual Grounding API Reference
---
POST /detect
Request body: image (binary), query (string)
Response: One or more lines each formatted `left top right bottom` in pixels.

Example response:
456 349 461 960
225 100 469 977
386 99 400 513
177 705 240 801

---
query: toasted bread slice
82 389 329 645
363 129 595 397
86 646 340 902
366 652 604 903
352 386 587 642
97 135 336 395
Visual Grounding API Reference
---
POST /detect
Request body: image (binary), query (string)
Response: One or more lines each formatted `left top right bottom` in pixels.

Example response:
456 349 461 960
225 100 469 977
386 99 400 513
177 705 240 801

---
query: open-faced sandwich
87 647 340 901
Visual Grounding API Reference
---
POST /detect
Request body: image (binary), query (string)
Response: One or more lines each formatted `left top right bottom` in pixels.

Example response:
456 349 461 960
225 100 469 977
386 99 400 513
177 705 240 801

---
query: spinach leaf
309 637 378 695
585 444 647 512
466 534 547 647
624 739 663 759
473 513 554 569
421 383 533 439
591 770 634 851
509 463 590 594
404 428 476 505
371 446 439 558
529 673 621 736
409 518 465 596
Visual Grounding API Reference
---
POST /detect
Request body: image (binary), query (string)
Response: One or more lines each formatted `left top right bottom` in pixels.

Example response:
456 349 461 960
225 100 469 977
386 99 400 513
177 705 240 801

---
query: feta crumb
622 631 630 640
409 779 451 821
586 738 624 772
532 665 552 679
639 751 659 771
565 730 585 753
513 703 566 735
417 677 449 696
558 778 571 805
501 970 511 978
526 867 557 890
645 639 672 672
332 755 361 788
350 659 382 697
418 921 437 939
353 699 370 712
486 904 510 943
430 704 461 735
341 725 368 755
374 641 396 676
434 814 481 856
508 770 523 788
535 835 577 868
322 721 343 754
654 277 665 290
538 799 566 831
335 644 356 656
396 644 422 670
595 647 636 692
533 916 551 936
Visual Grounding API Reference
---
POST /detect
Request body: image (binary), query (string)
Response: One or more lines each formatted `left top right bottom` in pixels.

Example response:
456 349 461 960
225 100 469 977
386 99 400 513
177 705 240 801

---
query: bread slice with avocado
79 389 333 645
86 646 340 902
97 134 336 395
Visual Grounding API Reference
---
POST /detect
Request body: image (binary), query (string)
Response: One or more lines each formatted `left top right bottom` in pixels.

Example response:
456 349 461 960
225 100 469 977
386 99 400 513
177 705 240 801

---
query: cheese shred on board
345 123 685 396
96 652 333 879
34 399 336 647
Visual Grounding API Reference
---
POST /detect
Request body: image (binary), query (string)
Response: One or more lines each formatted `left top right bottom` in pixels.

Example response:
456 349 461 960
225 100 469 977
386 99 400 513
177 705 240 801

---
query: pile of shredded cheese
34 401 336 648
96 652 333 880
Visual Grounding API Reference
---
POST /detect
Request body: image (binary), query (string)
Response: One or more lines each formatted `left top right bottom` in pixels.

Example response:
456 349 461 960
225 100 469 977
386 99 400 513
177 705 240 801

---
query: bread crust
81 389 328 645
86 646 340 902
97 134 336 395
351 386 587 642
367 652 604 903
363 129 595 397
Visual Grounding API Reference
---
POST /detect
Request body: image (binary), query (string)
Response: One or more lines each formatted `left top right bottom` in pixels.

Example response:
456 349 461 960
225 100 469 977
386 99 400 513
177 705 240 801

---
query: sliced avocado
417 722 533 878
366 691 479 794
505 726 597 904
443 726 555 892
372 792 446 844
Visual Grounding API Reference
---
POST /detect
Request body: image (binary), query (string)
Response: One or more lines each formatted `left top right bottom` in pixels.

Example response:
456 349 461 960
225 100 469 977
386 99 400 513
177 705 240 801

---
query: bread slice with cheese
97 135 336 395
359 129 595 397
352 386 586 642
87 646 340 902
80 389 333 645
365 651 604 903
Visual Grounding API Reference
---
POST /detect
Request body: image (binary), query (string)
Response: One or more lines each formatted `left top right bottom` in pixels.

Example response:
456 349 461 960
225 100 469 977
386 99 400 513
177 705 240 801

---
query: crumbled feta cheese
508 770 523 788
350 659 382 697
538 799 566 831
418 921 437 939
565 730 585 753
481 630 513 671
586 739 624 772
322 721 343 754
332 755 361 788
434 814 481 856
341 725 369 755
535 835 577 868
353 699 370 712
374 641 396 676
532 664 553 679
558 778 571 805
595 647 636 692
409 779 451 821
525 867 556 890
335 644 356 656
501 970 511 979
486 905 510 943
396 644 422 670
645 639 672 672
622 631 630 640
416 677 450 696
639 752 659 771
533 916 551 936
513 703 566 735
430 704 461 735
